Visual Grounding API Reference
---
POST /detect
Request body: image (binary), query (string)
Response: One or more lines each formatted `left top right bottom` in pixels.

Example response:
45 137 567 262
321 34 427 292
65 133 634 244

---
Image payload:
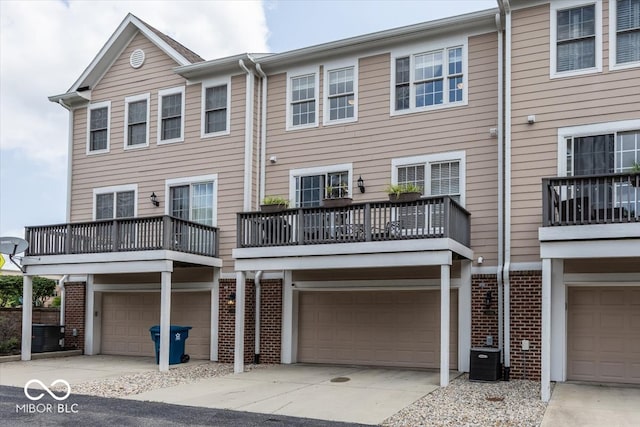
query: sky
0 0 497 268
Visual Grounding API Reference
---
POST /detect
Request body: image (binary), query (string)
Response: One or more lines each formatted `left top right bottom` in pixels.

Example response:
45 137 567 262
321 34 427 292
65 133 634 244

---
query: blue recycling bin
149 325 192 365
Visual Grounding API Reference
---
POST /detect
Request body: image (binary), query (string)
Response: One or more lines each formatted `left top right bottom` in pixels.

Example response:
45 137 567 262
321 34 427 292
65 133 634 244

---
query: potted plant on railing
260 195 290 213
321 183 352 207
631 162 640 188
385 183 423 202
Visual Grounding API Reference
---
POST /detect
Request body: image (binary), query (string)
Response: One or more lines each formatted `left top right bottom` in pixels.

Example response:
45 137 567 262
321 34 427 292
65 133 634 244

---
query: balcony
237 196 470 248
25 215 219 257
542 173 640 227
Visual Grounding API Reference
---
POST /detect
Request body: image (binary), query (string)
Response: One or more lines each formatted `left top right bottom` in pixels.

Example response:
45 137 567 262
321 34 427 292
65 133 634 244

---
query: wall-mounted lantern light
227 293 236 306
357 176 365 193
150 192 159 207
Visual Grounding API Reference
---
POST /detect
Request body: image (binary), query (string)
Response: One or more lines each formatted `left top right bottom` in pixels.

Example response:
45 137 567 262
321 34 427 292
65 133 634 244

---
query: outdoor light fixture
485 291 492 310
150 192 159 207
357 176 365 193
227 293 236 306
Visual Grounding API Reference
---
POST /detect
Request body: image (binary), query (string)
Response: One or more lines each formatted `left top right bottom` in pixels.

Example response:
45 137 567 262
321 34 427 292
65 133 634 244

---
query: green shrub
261 195 290 207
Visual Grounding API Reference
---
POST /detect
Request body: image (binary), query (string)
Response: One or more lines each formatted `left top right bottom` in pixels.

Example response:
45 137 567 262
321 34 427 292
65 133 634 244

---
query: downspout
253 61 268 204
495 9 505 367
58 275 68 327
254 270 263 363
238 59 255 212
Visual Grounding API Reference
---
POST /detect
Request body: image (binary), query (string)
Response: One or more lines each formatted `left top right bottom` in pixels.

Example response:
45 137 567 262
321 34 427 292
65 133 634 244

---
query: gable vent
130 49 145 69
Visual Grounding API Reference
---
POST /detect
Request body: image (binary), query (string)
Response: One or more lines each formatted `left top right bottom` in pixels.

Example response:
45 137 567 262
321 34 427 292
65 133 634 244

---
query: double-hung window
393 43 466 114
324 63 357 124
202 78 230 137
124 93 150 148
287 67 319 130
87 101 110 154
551 0 602 77
611 0 640 68
158 87 185 144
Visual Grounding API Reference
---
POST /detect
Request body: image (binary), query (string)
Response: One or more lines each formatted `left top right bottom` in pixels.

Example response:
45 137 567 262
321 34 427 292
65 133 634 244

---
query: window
611 0 640 68
166 175 218 226
551 0 602 77
158 87 185 144
324 62 357 124
565 131 640 176
201 78 230 137
289 164 352 207
124 93 150 148
87 101 110 154
393 43 466 114
93 185 137 220
286 67 319 130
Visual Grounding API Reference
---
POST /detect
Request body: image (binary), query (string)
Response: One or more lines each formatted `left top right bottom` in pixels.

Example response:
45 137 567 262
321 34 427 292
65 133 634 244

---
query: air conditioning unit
469 347 501 381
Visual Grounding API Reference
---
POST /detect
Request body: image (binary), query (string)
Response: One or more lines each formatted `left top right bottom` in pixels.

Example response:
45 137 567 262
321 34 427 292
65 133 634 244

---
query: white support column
550 259 565 381
281 270 294 364
458 259 472 372
21 275 33 361
210 268 220 361
440 264 451 387
541 257 552 402
84 275 95 355
159 271 172 372
234 271 246 373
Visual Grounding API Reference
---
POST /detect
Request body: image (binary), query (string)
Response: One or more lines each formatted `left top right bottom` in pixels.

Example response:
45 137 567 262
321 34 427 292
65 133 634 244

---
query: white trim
93 282 216 292
322 58 358 126
234 271 246 373
550 259 565 382
458 259 472 373
92 183 138 221
123 93 151 149
288 163 353 206
86 101 111 155
541 258 552 402
157 86 185 145
200 76 231 138
391 151 466 206
164 174 219 227
389 36 469 116
84 275 96 355
210 269 220 361
440 264 450 386
564 273 640 282
556 119 640 175
540 238 640 259
159 271 172 371
286 65 320 131
294 279 462 289
609 0 640 71
539 223 640 241
509 262 542 271
281 270 294 364
549 0 603 79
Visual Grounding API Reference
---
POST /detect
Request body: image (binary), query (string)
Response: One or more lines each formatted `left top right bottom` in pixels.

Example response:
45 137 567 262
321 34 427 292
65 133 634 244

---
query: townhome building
18 0 639 402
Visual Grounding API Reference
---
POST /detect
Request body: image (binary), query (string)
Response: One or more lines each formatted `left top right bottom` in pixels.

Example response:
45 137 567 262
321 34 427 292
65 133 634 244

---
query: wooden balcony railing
25 216 219 257
237 196 470 248
542 173 640 226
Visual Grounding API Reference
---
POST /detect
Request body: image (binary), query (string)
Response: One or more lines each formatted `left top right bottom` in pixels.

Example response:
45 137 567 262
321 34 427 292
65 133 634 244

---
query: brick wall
63 282 85 351
471 274 500 349
0 307 61 344
218 278 282 365
508 271 542 380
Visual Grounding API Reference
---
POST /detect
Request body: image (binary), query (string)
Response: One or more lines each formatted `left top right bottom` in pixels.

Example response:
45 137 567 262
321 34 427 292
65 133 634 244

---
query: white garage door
298 290 458 369
101 292 210 360
568 287 640 384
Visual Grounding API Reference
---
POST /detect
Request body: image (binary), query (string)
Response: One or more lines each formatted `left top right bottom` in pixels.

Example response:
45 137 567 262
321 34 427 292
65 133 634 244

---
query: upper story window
565 130 640 176
201 78 230 137
124 93 150 148
392 40 467 115
289 164 352 207
550 0 602 78
158 87 185 144
166 175 218 226
610 0 640 69
87 101 110 154
323 61 358 125
286 66 319 130
94 184 137 220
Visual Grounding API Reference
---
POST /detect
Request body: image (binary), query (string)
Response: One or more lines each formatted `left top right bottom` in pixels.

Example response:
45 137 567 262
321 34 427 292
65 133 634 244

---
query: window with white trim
614 0 640 65
394 45 465 112
287 68 319 130
87 101 110 154
289 164 352 207
565 130 640 176
124 93 150 148
324 64 357 124
158 87 184 144
94 187 136 220
166 175 218 226
202 78 230 137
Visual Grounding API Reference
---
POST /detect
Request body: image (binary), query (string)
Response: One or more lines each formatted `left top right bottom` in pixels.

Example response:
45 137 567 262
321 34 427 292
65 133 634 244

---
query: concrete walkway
541 383 640 427
127 364 445 425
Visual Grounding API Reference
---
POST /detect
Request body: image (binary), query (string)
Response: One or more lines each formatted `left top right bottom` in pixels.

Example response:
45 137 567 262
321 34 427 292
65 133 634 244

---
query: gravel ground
382 374 551 427
61 362 266 398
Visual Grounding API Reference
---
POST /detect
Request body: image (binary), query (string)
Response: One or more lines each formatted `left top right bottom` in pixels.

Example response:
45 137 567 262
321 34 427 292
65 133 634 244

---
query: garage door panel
298 290 457 369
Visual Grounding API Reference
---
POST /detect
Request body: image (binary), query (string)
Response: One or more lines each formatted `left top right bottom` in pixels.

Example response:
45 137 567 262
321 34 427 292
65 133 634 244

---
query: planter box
260 204 288 213
321 198 353 208
388 192 421 203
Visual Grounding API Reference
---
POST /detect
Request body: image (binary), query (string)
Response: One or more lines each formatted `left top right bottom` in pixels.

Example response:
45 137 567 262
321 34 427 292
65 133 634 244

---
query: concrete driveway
127 364 447 425
541 383 640 427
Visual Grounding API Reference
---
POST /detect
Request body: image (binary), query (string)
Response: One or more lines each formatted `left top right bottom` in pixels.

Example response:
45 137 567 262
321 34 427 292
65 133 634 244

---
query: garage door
568 287 640 384
298 290 457 369
101 292 210 360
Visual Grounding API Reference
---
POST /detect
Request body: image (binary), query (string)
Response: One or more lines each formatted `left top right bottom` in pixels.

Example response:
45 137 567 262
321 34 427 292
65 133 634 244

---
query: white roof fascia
174 53 250 81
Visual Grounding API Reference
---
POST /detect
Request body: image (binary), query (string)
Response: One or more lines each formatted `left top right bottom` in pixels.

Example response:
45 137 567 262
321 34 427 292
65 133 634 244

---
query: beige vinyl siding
264 33 500 265
70 32 247 270
510 2 640 264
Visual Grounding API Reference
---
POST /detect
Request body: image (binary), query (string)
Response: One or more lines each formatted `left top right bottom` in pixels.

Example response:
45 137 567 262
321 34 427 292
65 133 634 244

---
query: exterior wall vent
130 49 145 69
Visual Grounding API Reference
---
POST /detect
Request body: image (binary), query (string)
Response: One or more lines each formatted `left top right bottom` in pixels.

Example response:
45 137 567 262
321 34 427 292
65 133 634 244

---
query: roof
140 17 204 64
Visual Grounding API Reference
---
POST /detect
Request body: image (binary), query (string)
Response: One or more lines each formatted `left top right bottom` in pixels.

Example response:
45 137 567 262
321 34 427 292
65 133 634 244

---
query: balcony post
162 216 172 250
297 208 305 245
236 213 243 248
111 220 119 252
65 224 72 254
364 203 372 242
443 197 451 238
542 179 550 226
